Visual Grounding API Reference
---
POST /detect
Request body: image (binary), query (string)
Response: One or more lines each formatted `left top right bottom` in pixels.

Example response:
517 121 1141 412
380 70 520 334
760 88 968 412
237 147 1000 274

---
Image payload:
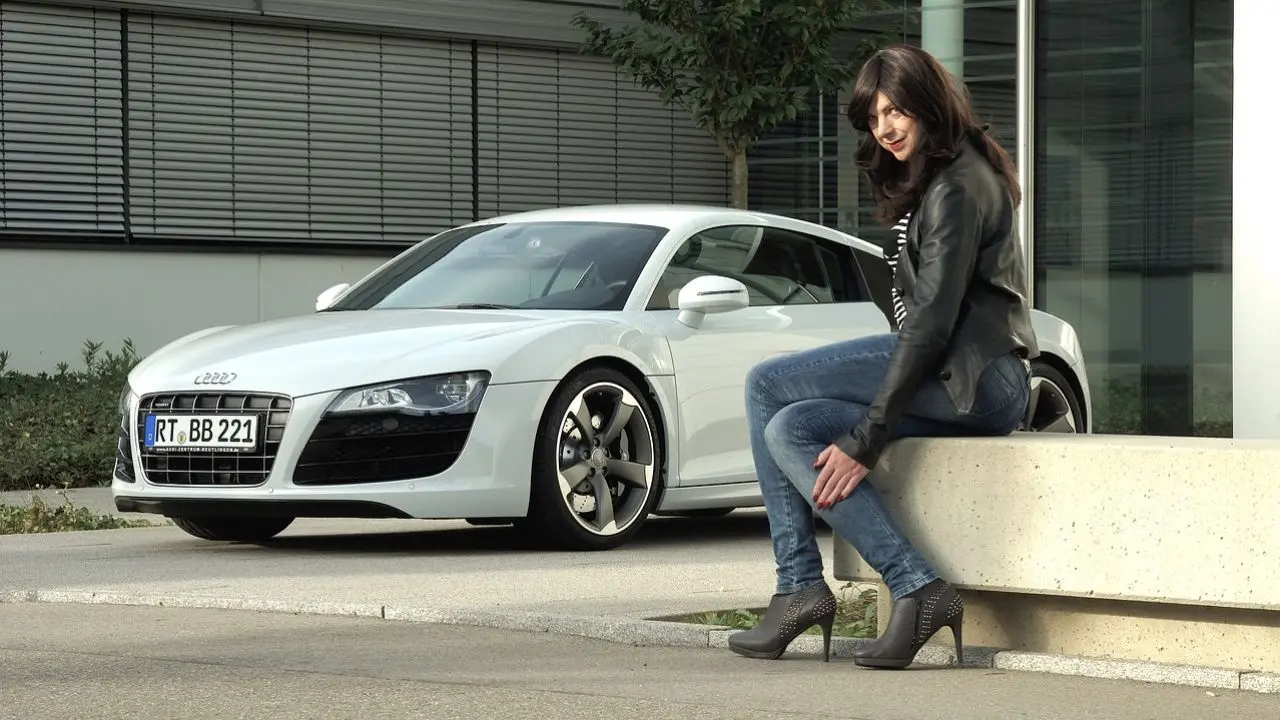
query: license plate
144 414 259 453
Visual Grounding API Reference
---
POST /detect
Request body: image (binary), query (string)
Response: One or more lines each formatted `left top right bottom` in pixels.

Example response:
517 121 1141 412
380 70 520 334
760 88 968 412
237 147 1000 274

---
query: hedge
0 340 140 491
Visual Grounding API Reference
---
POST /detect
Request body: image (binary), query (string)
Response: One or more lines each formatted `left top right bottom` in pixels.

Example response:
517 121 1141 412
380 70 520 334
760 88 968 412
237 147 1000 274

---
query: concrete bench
831 433 1280 676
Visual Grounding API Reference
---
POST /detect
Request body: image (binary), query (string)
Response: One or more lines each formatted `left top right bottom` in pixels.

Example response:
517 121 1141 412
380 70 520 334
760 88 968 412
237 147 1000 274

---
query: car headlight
326 371 491 416
118 383 133 415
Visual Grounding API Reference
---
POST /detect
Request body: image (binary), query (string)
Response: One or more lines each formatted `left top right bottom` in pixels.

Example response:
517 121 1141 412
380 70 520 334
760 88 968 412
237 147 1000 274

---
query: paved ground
4 488 1279 713
5 602 1276 720
2 488 821 620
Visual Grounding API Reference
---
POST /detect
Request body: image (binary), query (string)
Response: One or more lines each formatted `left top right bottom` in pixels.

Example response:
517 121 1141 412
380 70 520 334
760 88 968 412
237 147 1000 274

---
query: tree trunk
730 149 748 209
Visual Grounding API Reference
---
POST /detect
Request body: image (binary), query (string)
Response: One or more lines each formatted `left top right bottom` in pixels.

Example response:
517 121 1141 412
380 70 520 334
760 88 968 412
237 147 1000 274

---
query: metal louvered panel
380 35 473 239
667 101 731 206
557 52 622 206
0 2 124 235
127 13 472 245
127 16 238 237
476 44 729 218
615 80 676 202
476 44 565 217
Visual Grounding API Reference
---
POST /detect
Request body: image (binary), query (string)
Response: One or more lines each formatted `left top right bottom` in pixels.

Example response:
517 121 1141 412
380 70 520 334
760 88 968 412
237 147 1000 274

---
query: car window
646 224 868 310
328 221 667 312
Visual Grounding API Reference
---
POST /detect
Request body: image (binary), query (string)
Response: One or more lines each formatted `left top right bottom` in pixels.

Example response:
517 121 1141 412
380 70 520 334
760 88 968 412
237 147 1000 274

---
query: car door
647 224 890 488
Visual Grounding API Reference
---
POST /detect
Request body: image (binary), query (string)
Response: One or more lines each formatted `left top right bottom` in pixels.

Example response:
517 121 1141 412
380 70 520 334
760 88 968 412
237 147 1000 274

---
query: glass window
1034 0 1232 436
646 225 866 309
748 96 841 227
329 221 667 312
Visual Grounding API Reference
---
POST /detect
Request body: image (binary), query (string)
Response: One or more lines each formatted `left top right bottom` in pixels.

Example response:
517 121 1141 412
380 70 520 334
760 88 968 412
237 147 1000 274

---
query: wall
1233 0 1280 440
1 0 731 375
0 247 390 373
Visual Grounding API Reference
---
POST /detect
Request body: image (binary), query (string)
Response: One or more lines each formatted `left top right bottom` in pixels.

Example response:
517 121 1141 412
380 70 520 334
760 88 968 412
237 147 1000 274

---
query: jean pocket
969 354 1024 420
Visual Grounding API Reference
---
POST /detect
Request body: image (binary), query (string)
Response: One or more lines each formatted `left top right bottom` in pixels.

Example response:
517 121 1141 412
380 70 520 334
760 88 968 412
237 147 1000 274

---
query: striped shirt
885 212 911 328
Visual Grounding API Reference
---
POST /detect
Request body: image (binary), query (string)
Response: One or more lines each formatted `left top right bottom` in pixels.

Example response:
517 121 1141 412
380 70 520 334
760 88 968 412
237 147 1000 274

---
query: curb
2 588 1276 694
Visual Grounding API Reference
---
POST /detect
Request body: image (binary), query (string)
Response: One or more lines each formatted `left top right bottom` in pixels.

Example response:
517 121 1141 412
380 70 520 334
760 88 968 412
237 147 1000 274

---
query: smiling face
867 91 920 162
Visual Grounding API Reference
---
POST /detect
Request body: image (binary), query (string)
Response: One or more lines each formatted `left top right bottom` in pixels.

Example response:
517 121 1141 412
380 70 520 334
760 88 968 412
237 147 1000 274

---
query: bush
0 492 153 534
1094 376 1232 437
0 340 142 491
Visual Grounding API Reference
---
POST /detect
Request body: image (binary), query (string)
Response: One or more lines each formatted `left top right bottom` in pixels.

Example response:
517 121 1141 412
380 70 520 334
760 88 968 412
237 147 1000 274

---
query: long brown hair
846 44 1020 225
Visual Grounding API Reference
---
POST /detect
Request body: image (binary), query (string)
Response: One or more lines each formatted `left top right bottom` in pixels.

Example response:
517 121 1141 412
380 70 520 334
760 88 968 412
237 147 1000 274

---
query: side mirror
676 275 749 328
315 282 351 312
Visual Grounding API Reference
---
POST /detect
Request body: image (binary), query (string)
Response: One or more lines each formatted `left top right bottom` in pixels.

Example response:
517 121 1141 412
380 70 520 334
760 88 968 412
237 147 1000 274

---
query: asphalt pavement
3 487 1279 716
1 494 807 620
5 602 1277 720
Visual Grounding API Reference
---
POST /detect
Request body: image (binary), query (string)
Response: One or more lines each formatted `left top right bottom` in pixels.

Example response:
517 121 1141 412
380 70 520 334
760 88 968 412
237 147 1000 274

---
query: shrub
0 492 154 534
0 340 142 491
1094 376 1232 437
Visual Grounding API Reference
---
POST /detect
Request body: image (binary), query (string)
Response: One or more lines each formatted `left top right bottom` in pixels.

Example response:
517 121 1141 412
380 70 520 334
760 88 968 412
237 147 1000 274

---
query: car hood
129 309 597 397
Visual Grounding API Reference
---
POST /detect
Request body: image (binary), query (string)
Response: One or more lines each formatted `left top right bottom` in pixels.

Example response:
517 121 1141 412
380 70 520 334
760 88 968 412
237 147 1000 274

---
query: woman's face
868 91 919 162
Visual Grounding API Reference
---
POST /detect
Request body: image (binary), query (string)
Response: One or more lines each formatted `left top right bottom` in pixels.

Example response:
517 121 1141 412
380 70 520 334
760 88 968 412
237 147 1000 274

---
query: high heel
727 582 838 662
819 611 836 662
948 611 964 665
852 580 964 669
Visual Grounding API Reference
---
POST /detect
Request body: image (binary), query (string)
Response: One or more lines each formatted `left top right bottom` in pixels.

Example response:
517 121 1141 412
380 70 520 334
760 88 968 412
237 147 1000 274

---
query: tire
1022 360 1086 434
169 516 295 543
522 366 665 551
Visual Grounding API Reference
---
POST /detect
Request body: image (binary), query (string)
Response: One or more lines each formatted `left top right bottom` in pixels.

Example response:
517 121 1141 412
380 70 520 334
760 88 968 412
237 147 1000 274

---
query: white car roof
472 203 884 257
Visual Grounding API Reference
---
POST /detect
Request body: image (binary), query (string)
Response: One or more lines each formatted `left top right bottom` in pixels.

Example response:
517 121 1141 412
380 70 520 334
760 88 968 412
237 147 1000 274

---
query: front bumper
112 380 557 520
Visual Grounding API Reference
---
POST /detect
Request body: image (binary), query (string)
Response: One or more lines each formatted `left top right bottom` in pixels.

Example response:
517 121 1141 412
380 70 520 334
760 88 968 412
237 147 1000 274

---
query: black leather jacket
835 140 1039 470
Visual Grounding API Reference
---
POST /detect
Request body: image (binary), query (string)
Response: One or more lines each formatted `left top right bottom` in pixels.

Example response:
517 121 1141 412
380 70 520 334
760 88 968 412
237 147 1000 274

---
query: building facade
1 0 1263 440
0 0 731 377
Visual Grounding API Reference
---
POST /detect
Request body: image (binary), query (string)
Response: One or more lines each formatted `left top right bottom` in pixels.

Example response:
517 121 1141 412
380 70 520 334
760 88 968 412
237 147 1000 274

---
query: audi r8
112 204 1091 550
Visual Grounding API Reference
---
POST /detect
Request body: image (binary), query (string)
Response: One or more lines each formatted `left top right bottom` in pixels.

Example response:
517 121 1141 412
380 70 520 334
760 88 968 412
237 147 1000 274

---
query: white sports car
112 204 1091 550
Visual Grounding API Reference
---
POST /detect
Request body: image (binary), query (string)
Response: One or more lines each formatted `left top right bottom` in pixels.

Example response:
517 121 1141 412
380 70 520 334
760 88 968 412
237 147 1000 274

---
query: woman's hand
812 444 871 510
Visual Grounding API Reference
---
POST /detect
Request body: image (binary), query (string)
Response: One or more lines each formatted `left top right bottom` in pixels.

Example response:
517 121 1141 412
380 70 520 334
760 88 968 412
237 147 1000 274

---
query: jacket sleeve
834 179 984 469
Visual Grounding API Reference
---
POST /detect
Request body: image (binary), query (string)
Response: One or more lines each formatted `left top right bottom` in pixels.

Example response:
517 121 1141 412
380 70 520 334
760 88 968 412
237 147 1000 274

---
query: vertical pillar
1016 0 1035 300
836 84 861 235
1233 1 1280 439
921 0 965 78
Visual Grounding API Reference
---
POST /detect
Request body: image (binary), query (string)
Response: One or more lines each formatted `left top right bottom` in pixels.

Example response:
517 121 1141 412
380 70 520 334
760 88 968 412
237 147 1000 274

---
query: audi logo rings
193 372 238 386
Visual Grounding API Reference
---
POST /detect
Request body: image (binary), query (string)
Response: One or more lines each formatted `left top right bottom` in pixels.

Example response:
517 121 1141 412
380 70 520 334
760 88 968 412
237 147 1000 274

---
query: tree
572 0 888 209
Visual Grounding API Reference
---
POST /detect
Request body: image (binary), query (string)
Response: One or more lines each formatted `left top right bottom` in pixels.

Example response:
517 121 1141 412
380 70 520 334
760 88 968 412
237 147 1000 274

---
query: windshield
329 221 668 312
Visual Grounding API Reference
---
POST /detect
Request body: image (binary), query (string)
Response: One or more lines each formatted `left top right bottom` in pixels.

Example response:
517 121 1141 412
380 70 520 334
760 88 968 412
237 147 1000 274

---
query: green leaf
573 0 889 164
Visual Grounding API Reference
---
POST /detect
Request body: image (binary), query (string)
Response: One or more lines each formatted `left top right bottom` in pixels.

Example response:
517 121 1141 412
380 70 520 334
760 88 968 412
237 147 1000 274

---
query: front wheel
169 516 294 543
1021 361 1085 434
522 367 664 551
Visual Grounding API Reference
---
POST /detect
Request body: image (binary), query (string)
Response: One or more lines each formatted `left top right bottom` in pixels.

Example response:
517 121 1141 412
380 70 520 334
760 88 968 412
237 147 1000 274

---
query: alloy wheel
1024 375 1078 433
555 381 657 536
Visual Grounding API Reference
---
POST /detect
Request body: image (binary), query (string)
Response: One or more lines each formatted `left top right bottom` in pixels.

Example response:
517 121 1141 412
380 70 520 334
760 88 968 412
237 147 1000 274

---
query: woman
726 44 1039 668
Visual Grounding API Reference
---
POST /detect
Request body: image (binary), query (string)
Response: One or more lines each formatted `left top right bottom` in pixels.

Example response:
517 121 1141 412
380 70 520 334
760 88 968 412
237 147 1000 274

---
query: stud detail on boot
852 580 964 669
727 582 839 662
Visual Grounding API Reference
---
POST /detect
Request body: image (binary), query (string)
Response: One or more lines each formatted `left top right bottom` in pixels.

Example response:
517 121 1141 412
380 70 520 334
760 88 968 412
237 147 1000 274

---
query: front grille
292 412 474 486
115 409 135 482
135 392 292 487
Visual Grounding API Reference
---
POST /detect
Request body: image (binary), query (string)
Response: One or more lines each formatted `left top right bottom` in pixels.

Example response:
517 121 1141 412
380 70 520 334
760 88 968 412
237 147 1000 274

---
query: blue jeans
745 332 1029 599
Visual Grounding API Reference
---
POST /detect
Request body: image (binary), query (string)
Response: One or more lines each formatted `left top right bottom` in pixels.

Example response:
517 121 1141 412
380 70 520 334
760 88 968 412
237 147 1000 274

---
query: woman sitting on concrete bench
727 43 1038 669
